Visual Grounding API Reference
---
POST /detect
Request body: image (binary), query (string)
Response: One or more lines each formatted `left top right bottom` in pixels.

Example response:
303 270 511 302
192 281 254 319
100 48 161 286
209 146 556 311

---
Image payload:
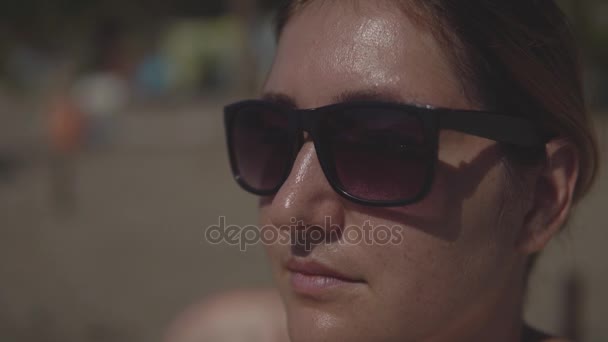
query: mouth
285 258 365 298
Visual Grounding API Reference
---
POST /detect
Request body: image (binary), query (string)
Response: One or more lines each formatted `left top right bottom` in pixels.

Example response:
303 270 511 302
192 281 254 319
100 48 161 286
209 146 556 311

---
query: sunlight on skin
166 1 579 341
258 2 577 342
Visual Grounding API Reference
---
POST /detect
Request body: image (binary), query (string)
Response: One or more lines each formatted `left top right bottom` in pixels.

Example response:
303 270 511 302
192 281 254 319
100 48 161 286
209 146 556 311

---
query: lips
285 258 365 298
286 259 361 282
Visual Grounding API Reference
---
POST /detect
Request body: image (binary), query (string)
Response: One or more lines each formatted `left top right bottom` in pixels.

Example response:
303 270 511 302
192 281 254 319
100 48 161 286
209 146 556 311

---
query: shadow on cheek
257 143 505 243
347 143 505 242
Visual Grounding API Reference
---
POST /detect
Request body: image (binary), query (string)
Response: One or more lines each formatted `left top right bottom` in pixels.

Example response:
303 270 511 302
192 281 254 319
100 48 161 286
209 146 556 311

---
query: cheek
356 163 521 327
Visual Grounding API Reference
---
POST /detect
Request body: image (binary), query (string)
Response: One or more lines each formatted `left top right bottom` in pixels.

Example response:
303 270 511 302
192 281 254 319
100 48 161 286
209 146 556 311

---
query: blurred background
0 0 605 341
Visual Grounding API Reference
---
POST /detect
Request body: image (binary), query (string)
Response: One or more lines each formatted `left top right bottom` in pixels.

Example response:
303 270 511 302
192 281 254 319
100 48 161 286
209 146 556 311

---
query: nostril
291 240 311 257
291 225 325 256
289 219 343 256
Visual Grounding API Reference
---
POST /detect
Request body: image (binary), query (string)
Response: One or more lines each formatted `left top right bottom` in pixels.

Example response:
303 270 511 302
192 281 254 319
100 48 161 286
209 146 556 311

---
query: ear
517 139 580 254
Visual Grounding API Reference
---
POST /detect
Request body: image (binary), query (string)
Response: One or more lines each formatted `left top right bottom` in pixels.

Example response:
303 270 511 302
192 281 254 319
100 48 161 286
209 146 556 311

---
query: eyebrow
261 89 407 109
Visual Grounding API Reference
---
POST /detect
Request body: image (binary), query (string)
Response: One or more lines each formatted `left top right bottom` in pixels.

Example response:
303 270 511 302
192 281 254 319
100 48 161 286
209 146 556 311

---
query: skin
259 1 579 342
166 1 579 342
164 289 289 342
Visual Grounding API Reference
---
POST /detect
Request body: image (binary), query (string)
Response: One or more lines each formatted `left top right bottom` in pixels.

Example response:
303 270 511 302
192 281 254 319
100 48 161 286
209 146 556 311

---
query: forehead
264 1 470 110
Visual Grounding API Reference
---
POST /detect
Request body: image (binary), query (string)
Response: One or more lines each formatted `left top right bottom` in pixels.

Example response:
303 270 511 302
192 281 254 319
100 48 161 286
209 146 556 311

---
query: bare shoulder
164 288 289 342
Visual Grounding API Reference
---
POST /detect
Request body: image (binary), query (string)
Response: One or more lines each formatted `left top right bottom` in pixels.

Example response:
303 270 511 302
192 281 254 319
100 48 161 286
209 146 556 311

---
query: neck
426 259 527 342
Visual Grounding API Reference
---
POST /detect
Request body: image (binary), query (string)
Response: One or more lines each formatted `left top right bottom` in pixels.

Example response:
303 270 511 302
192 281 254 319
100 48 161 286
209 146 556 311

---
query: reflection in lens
326 109 430 202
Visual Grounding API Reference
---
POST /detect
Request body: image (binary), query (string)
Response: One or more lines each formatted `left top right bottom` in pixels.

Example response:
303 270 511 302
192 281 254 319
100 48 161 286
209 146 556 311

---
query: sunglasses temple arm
437 111 547 147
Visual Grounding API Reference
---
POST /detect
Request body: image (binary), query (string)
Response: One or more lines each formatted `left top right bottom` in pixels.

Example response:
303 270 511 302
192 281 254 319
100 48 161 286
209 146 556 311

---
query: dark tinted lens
230 105 292 192
324 108 431 202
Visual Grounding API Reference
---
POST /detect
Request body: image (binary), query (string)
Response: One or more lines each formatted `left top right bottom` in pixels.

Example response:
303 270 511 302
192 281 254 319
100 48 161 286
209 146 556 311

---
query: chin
286 305 354 342
283 297 400 342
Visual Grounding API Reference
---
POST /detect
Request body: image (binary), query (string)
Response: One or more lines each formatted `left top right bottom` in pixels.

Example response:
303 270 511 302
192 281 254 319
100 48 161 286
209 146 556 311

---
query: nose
265 141 345 246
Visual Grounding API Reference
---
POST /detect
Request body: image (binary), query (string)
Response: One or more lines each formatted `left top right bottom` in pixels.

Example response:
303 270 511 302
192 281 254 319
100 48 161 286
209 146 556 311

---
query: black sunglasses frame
224 99 548 207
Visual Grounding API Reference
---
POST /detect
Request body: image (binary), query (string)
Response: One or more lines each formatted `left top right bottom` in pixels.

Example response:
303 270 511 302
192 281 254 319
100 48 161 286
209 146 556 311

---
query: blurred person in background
167 0 599 341
71 19 131 149
48 70 85 214
71 70 128 148
134 46 172 98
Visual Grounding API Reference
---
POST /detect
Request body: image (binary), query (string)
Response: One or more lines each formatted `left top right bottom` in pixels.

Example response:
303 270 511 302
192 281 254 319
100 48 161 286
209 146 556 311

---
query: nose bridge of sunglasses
292 109 318 146
291 130 314 163
296 108 317 131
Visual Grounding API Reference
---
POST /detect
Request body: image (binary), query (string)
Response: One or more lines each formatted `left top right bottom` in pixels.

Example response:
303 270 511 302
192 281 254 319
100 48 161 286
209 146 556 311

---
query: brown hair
275 0 599 203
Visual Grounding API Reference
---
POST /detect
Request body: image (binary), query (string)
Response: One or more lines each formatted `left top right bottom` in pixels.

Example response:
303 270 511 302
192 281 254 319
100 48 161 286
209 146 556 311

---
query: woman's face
260 2 531 341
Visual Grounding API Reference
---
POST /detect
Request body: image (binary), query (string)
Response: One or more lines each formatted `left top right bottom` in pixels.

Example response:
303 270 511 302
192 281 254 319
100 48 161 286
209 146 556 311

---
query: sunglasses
224 99 548 207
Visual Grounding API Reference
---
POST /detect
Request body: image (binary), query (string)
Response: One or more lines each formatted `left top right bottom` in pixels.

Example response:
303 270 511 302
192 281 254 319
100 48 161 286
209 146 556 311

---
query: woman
168 0 598 341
